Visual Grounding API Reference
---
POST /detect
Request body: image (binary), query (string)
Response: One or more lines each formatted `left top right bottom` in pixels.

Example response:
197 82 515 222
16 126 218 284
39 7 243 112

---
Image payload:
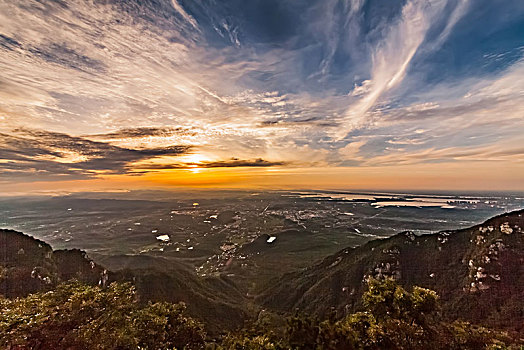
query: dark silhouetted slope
257 210 524 333
0 229 105 297
0 229 247 334
98 254 248 334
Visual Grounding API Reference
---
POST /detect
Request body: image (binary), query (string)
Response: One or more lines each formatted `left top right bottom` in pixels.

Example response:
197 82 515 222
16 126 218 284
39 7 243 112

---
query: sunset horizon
1 0 523 193
0 1 523 347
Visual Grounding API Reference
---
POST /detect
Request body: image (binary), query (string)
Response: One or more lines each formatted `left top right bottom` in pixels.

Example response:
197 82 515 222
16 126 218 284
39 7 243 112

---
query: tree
222 278 516 350
0 281 205 349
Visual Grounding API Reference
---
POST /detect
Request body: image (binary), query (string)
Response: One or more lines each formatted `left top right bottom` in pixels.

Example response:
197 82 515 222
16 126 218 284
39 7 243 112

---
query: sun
188 164 202 173
177 154 211 165
176 153 214 173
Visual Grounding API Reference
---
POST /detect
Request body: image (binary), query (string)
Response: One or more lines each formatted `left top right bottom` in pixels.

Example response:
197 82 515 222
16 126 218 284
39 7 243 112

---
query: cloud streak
337 0 470 138
0 0 522 187
0 128 287 181
136 158 285 170
0 129 191 179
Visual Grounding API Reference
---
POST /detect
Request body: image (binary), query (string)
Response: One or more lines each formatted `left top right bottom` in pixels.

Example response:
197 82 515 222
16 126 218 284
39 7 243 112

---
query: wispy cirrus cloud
0 0 523 188
336 0 471 138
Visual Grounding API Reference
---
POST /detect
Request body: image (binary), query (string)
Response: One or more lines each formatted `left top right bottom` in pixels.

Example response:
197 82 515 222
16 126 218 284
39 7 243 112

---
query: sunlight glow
177 154 214 165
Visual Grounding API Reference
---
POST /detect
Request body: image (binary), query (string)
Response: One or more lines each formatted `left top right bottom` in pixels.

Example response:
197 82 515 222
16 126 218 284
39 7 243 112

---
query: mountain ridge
1 209 523 336
0 228 106 297
0 228 247 334
256 209 524 334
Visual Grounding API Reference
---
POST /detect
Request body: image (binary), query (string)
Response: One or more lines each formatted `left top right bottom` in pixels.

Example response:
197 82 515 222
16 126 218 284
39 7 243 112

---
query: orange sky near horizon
1 161 523 196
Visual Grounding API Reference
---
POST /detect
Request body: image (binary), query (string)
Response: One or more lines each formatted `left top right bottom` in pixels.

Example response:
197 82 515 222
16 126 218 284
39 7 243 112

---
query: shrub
0 281 205 349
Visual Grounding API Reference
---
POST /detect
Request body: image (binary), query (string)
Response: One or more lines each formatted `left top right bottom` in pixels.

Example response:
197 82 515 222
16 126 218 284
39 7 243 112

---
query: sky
0 0 523 193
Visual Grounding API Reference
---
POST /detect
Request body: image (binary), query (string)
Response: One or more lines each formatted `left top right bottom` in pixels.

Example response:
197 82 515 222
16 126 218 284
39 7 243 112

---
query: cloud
365 143 524 167
336 0 470 138
198 158 285 168
89 127 196 140
0 0 522 187
372 59 524 149
0 129 191 180
0 128 291 180
170 0 200 30
136 158 286 170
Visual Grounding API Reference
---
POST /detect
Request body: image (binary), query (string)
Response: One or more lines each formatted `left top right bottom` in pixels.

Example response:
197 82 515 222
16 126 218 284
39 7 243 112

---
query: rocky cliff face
257 210 524 333
0 229 106 297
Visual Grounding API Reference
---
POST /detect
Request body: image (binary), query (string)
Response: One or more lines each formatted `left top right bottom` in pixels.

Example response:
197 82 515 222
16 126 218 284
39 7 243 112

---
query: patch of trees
221 278 517 349
1 279 519 349
0 282 205 349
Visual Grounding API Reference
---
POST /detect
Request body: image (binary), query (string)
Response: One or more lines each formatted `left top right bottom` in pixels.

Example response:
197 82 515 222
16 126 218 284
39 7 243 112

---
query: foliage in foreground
0 279 520 349
219 278 519 350
0 282 205 349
